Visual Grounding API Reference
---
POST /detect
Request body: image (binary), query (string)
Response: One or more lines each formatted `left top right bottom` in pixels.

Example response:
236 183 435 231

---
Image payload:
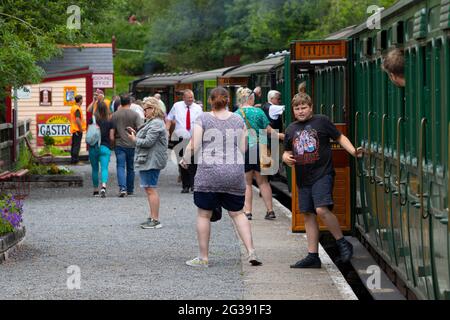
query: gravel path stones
0 155 245 300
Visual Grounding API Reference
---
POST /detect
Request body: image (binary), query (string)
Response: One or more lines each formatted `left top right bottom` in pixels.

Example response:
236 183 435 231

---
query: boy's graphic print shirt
292 125 320 165
284 115 341 187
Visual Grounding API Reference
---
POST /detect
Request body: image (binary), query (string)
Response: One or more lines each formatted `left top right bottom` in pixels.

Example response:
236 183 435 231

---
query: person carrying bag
88 101 114 198
86 115 101 147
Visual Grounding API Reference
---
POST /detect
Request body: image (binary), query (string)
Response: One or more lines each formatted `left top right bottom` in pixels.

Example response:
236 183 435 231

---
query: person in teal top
236 102 270 148
235 87 284 221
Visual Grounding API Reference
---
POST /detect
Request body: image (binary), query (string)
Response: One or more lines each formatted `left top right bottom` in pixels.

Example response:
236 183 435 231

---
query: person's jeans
71 132 82 163
89 145 112 188
115 146 135 193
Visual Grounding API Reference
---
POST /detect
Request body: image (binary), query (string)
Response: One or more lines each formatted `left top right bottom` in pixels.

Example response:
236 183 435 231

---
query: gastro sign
36 114 72 147
291 41 347 61
217 77 249 86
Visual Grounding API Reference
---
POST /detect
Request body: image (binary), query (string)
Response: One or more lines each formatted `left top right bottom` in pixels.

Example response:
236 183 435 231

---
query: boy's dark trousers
71 132 82 164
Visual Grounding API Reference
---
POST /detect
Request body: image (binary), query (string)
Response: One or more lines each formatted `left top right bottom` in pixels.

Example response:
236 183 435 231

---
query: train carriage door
217 77 250 111
290 40 351 232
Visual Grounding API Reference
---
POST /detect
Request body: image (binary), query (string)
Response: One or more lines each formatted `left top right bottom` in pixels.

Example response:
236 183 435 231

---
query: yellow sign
36 114 72 146
64 86 77 106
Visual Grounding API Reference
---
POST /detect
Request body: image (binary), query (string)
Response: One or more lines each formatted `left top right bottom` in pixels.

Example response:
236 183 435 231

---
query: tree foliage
0 0 400 92
0 0 114 96
140 0 398 72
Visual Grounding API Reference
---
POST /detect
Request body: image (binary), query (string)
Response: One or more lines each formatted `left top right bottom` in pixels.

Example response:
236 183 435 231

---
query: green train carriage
133 72 194 111
180 67 239 111
219 53 288 109
349 0 450 300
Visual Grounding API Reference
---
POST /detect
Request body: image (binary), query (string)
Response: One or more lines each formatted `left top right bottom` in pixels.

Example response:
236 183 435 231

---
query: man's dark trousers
175 137 197 190
71 132 82 164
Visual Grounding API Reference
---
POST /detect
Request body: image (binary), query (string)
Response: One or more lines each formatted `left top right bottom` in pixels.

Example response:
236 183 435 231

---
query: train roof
135 72 195 88
347 0 418 37
223 52 288 77
180 66 238 83
326 25 357 40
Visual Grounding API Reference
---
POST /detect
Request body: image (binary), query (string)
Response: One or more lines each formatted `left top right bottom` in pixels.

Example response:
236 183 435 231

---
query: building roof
180 66 238 83
223 53 287 77
43 67 93 80
39 44 114 75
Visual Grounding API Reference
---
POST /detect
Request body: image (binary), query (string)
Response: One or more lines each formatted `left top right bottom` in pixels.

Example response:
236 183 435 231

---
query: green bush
15 140 33 171
39 146 70 157
43 135 55 147
0 218 14 236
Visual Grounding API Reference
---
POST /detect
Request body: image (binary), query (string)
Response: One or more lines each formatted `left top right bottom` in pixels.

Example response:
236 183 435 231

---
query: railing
0 120 31 170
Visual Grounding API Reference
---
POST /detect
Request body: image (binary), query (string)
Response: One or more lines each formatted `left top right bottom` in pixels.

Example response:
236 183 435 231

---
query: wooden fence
0 120 31 170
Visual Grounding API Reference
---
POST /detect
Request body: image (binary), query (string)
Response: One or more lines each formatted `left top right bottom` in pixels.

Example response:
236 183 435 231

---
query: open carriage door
290 40 351 232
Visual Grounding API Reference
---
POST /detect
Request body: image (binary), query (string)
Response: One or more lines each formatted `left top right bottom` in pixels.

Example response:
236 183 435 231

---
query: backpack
86 115 101 147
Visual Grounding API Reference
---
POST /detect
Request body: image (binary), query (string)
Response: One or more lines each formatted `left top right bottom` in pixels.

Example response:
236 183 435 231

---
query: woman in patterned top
181 87 262 268
235 87 284 221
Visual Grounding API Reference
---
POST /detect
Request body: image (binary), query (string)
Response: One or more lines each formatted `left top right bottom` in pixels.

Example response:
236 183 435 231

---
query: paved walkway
0 153 356 300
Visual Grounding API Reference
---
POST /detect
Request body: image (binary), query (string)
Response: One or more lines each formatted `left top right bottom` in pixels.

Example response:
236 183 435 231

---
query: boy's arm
336 134 364 158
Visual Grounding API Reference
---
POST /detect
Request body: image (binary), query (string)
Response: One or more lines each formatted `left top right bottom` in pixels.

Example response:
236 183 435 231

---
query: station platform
0 153 357 300
241 186 356 300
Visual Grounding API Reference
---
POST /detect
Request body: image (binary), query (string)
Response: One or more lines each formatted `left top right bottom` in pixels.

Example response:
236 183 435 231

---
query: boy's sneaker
119 190 127 198
127 192 135 197
290 254 321 269
141 219 162 229
248 250 262 266
93 191 99 197
265 211 276 220
186 257 209 268
336 238 353 263
100 187 106 198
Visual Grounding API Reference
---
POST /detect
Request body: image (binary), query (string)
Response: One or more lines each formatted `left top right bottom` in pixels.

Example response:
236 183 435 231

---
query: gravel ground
0 154 245 300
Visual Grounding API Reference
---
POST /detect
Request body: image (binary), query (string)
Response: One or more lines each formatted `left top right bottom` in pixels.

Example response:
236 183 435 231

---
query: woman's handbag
210 206 222 222
239 109 272 169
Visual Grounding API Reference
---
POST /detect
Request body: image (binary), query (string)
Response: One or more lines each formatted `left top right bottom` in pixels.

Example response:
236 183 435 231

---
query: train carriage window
387 27 392 48
394 21 404 45
434 39 444 167
372 36 377 55
405 19 414 42
428 6 440 32
354 38 360 60
363 37 374 57
378 30 388 52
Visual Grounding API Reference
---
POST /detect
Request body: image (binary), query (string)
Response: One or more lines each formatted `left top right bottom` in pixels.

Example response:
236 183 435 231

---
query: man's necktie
186 106 191 131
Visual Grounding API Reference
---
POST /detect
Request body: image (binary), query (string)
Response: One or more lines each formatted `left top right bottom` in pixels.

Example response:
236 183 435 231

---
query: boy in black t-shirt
283 94 363 268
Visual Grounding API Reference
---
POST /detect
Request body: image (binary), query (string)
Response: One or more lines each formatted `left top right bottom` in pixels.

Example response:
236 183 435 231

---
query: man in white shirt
166 89 203 193
262 90 285 180
262 90 284 132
